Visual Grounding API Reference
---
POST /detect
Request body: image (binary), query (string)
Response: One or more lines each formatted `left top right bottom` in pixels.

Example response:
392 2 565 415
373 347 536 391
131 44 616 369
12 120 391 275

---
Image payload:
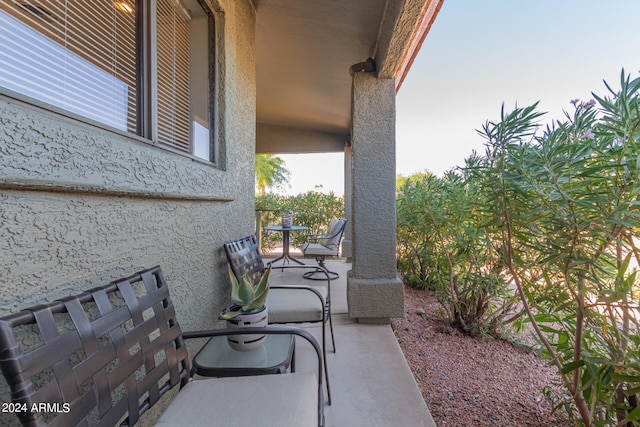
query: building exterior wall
0 1 256 424
0 0 255 346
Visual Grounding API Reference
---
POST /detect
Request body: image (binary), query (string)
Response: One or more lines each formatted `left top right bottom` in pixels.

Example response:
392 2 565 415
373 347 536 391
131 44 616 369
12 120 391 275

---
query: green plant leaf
627 405 640 421
219 307 242 320
236 274 254 306
245 265 271 312
228 266 242 305
253 264 271 300
612 373 640 383
624 386 640 396
561 360 585 375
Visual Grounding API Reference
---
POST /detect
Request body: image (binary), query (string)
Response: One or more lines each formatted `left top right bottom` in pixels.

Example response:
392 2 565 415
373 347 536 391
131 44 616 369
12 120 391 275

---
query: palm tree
255 154 290 194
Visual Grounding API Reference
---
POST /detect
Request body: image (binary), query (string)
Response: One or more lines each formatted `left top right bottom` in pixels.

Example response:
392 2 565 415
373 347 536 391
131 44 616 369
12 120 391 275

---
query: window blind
0 1 138 132
156 0 191 153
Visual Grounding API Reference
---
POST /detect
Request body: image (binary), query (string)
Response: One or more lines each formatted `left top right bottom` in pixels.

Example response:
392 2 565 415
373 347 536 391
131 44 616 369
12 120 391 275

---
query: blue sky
278 0 640 195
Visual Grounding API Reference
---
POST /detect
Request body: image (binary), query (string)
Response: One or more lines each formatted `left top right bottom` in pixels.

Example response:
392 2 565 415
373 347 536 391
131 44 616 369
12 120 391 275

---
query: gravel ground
392 285 573 426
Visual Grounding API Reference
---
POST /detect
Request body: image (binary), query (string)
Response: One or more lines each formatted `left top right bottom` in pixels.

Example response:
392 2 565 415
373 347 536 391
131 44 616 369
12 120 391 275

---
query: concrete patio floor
263 254 436 427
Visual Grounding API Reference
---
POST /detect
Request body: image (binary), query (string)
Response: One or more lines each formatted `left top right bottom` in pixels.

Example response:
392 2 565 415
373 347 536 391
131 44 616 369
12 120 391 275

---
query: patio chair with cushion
0 265 325 426
301 219 347 280
224 235 334 404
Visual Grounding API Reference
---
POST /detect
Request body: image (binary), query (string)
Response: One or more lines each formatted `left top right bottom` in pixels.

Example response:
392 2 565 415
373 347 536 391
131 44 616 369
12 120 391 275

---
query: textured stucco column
347 72 404 323
342 145 353 261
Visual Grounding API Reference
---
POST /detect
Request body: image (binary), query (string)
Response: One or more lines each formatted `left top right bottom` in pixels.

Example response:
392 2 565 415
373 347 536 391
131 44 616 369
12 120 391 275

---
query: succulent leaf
219 306 242 320
253 264 271 298
237 274 254 305
221 265 270 319
228 267 242 305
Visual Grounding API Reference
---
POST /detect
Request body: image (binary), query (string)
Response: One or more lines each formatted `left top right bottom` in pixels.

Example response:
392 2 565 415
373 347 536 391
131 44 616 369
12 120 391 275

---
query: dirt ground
391 285 572 426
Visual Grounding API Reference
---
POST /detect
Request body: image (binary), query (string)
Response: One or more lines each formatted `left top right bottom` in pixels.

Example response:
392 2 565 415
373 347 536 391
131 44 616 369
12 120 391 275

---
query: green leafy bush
255 191 344 252
398 69 640 425
396 171 518 336
476 71 640 426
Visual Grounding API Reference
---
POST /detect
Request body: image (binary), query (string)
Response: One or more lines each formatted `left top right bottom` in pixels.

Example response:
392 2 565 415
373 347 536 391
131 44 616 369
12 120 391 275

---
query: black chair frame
302 219 347 281
0 266 325 426
224 235 335 405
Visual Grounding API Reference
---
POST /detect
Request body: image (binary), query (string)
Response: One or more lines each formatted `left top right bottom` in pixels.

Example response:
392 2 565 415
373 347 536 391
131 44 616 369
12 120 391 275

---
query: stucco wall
0 0 256 424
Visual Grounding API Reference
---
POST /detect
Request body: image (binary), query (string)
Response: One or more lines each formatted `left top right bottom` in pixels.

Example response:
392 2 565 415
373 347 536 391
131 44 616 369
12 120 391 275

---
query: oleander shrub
396 171 518 336
475 71 640 426
397 70 640 426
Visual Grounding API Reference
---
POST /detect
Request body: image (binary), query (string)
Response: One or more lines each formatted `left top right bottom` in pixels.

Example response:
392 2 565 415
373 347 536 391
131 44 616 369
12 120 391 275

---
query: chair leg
322 318 332 405
303 268 340 280
328 304 336 353
303 257 340 280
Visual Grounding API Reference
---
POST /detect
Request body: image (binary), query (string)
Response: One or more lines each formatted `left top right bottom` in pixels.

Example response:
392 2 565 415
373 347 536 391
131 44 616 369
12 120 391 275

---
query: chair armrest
307 236 333 244
302 233 324 243
303 233 324 238
266 263 332 300
182 326 324 427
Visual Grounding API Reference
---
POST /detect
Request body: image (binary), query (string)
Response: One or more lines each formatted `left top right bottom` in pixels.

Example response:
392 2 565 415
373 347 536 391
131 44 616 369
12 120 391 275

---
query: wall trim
0 178 234 202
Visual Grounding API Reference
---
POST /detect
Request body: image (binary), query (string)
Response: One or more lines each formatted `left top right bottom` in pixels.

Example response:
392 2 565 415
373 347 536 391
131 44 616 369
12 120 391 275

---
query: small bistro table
192 334 296 377
264 224 308 266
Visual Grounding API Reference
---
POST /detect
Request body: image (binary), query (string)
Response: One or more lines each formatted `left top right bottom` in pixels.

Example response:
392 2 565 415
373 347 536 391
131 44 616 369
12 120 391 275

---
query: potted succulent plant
219 264 271 351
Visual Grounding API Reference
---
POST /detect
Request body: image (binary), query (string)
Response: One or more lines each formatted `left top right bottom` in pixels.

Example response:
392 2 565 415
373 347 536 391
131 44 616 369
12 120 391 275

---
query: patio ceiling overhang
252 0 443 155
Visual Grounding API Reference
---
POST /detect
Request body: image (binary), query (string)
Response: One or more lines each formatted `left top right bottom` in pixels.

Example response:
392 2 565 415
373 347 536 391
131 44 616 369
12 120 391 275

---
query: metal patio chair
301 219 347 280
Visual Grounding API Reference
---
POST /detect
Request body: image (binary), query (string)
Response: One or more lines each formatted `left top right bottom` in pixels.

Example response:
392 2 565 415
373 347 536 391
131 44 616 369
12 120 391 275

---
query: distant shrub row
255 191 344 252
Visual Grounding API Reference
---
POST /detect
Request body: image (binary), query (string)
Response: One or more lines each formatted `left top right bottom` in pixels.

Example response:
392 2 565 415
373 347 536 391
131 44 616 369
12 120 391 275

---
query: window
0 0 216 163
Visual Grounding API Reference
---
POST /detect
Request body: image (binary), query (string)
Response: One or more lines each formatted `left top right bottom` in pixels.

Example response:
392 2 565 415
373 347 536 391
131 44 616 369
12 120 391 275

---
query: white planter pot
225 306 268 351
